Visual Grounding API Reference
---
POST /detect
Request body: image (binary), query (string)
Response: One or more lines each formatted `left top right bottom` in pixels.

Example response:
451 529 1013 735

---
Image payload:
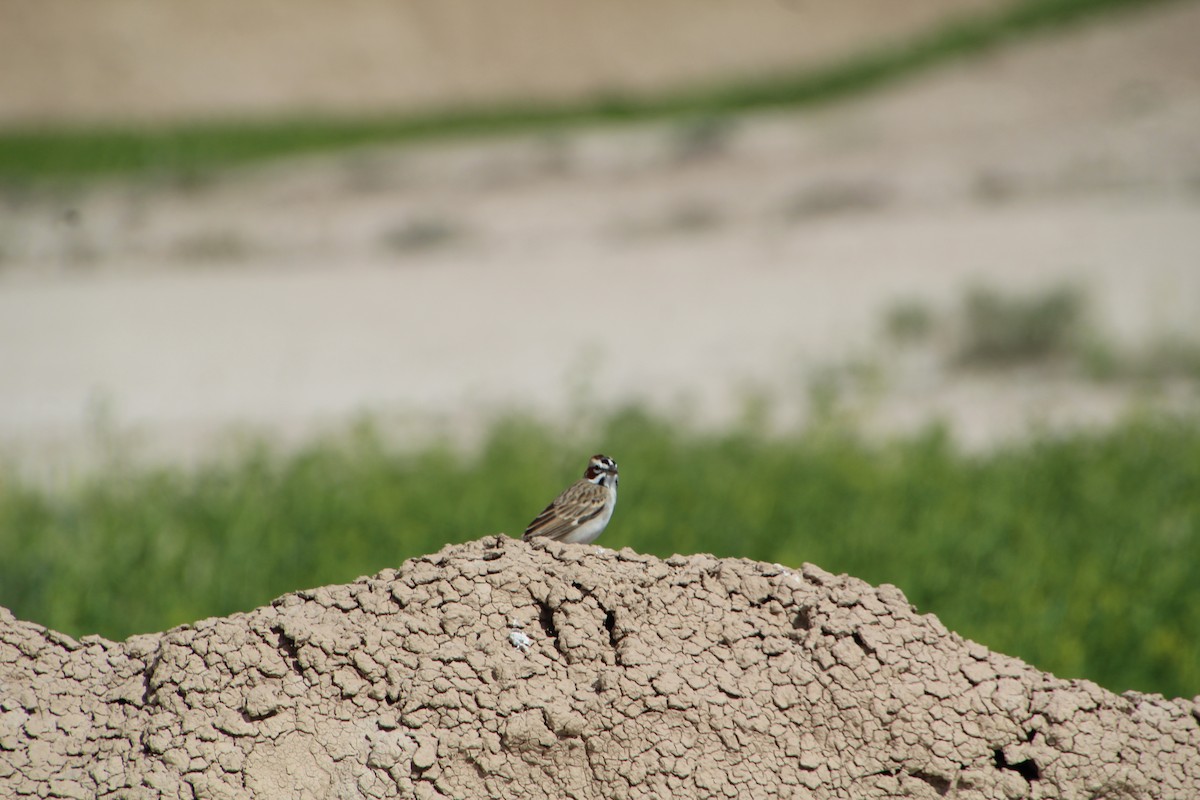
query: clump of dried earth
1 536 1197 799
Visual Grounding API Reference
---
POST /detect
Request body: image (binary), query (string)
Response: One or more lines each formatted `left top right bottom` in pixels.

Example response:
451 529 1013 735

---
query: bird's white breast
559 484 616 544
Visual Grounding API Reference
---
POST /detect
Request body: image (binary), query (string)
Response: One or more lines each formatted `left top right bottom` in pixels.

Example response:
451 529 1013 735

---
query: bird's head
584 454 618 489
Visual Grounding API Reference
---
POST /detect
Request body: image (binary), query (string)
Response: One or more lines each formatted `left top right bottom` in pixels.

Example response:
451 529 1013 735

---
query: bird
523 454 618 544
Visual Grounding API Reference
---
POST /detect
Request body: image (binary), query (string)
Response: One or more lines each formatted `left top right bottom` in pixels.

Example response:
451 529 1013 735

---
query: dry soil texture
2 536 1198 798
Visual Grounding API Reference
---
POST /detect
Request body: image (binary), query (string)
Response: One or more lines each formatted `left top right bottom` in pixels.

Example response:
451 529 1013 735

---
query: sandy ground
2 2 1199 477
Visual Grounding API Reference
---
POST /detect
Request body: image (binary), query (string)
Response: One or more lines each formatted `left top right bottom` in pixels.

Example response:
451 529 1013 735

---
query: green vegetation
1 409 1197 699
1081 335 1200 384
955 284 1086 367
882 298 937 345
379 217 467 255
878 283 1200 388
0 0 1178 183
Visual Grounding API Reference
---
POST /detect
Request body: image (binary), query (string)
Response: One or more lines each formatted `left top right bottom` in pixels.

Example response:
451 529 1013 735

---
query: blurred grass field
1 409 1197 699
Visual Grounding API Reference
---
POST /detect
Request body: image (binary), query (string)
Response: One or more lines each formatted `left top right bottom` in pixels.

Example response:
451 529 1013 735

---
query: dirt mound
2 536 1197 798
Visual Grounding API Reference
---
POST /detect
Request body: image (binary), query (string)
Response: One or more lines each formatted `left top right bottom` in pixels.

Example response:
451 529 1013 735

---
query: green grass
0 0 1179 183
1 409 1198 700
955 284 1087 367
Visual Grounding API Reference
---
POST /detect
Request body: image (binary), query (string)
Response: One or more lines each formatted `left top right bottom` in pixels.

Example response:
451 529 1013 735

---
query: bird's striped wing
523 481 609 541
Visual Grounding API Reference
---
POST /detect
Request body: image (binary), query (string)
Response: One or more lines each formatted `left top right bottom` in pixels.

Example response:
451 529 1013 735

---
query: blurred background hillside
1 0 1014 126
0 0 1197 698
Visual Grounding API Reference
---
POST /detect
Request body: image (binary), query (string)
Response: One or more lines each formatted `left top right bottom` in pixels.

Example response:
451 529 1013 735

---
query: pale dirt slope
1 537 1197 799
0 0 1012 126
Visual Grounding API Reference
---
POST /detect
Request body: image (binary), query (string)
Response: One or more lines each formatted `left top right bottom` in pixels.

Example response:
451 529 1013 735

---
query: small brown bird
523 454 618 544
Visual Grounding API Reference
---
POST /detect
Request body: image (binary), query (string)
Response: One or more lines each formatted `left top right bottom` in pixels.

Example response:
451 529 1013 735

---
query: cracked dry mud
2 536 1197 798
